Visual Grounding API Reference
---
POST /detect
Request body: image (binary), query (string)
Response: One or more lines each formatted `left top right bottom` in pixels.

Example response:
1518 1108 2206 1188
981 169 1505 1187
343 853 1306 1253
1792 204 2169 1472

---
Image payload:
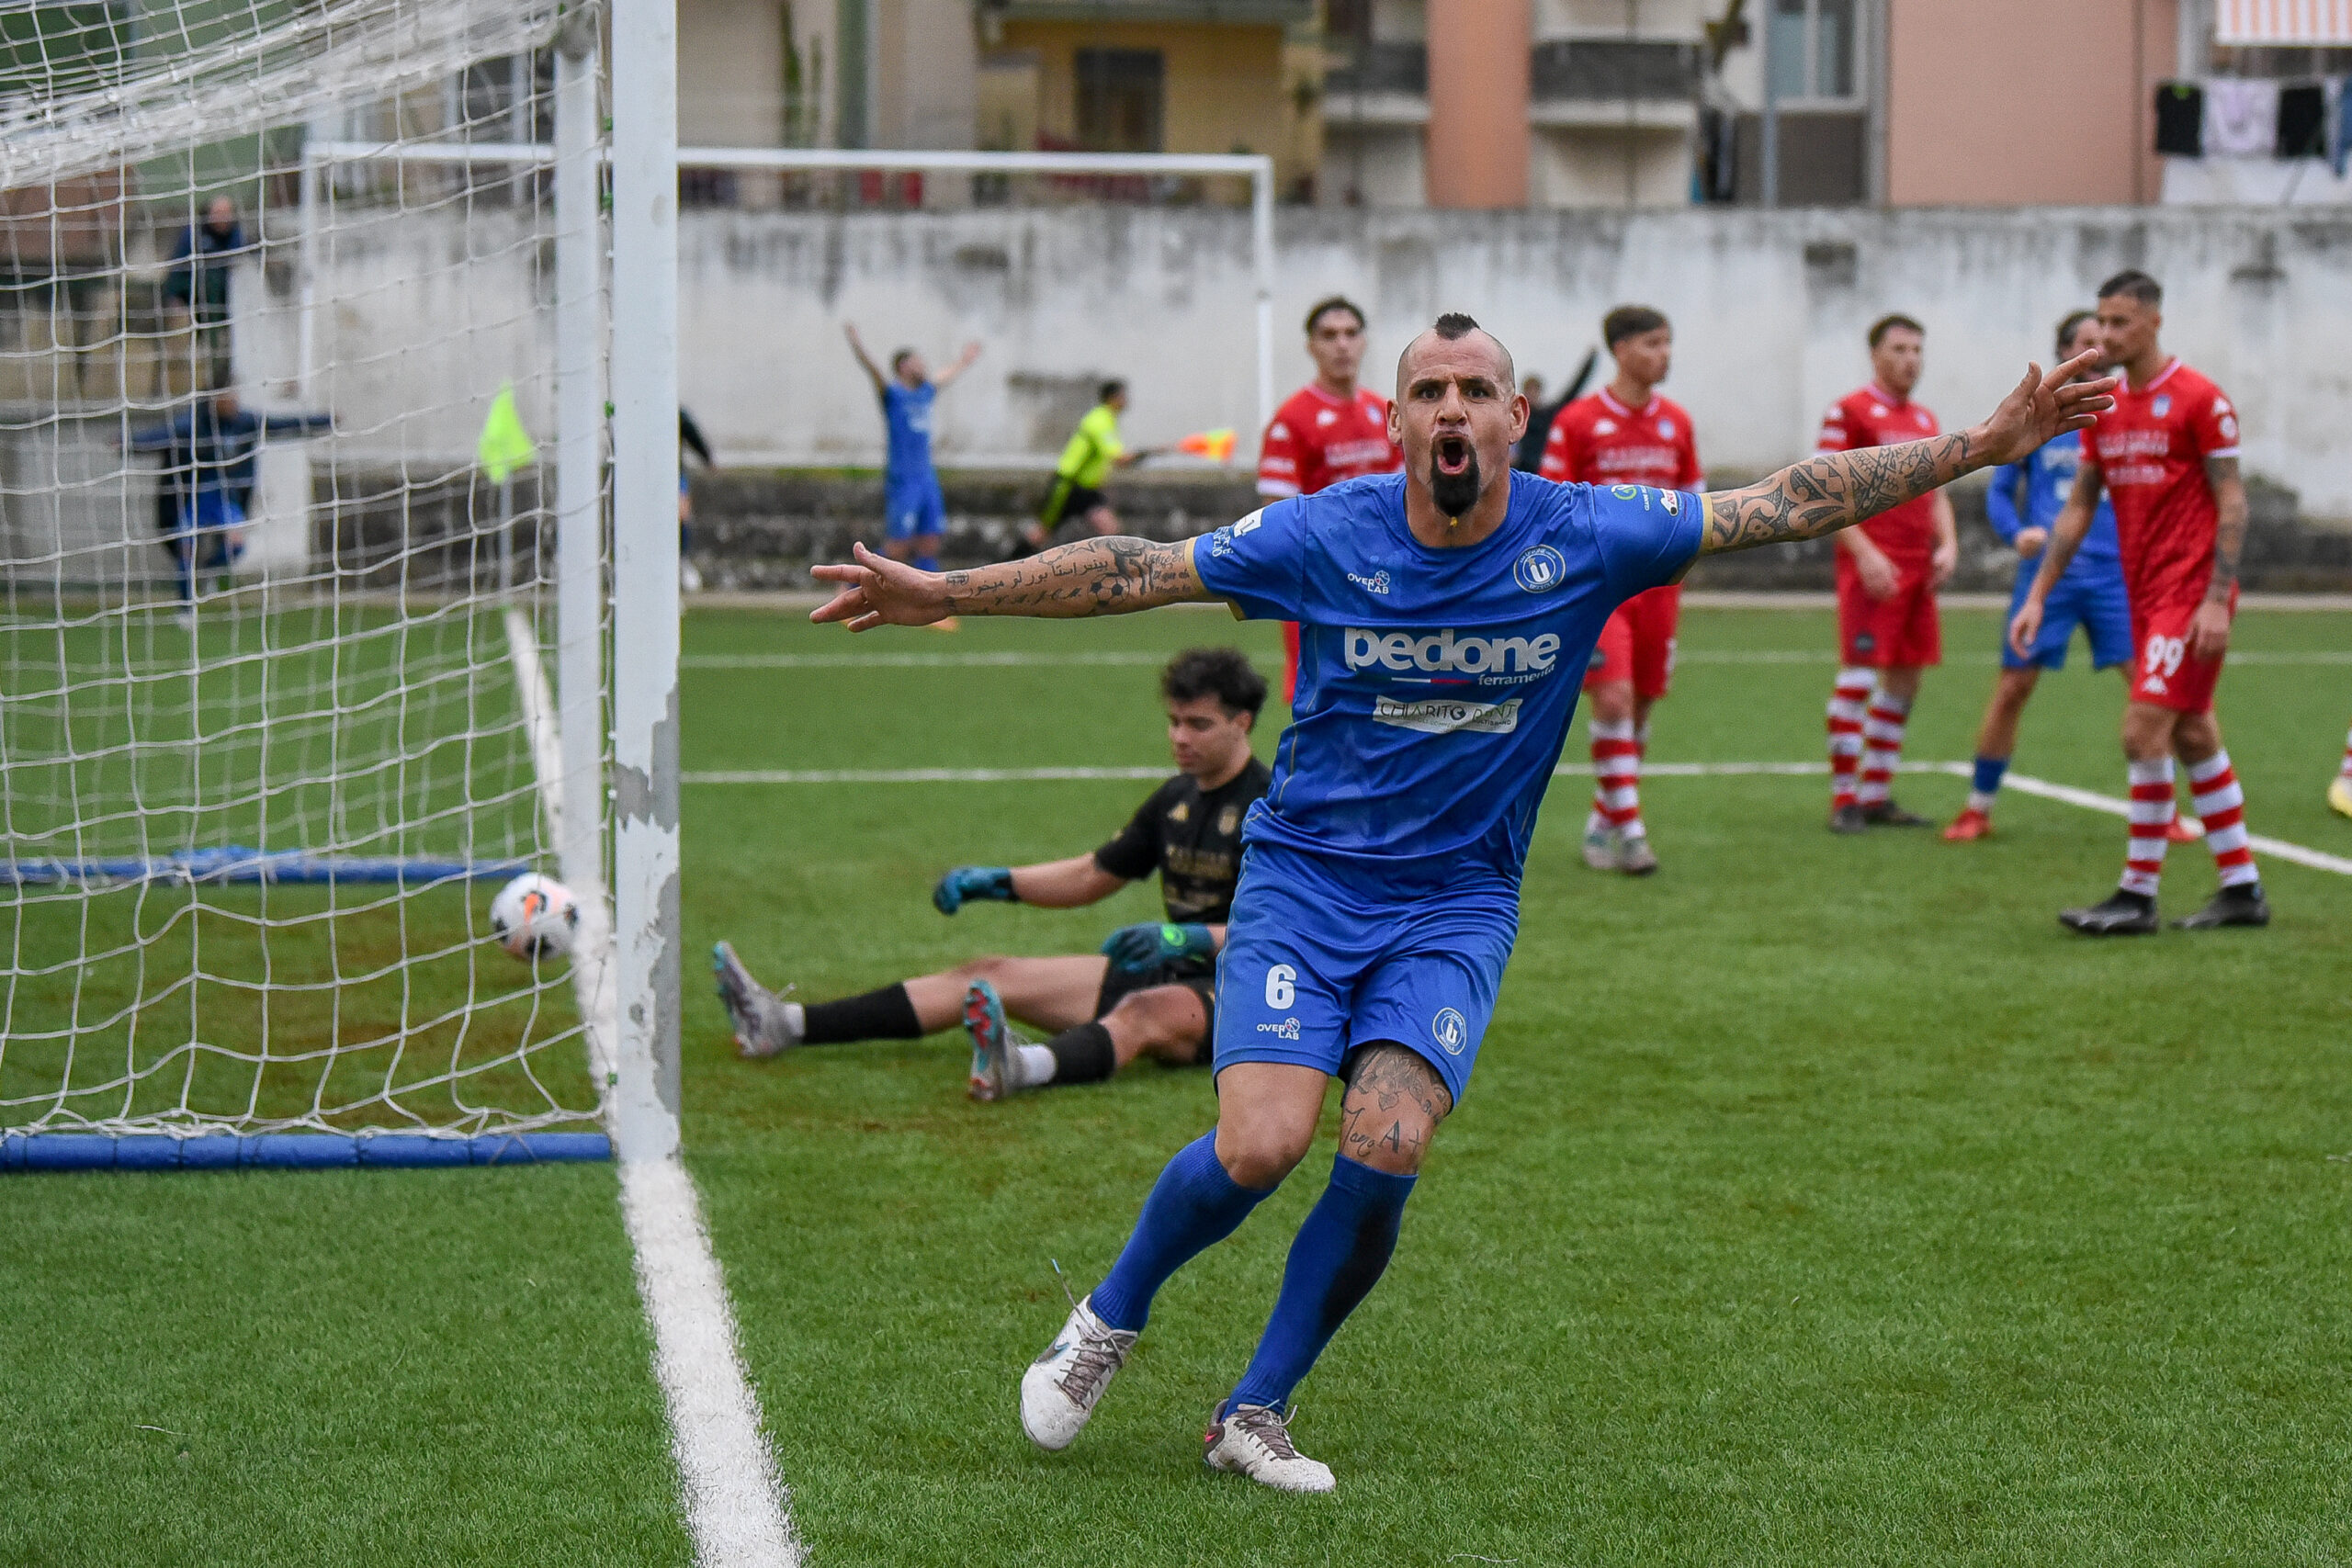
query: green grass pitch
7 602 2350 1563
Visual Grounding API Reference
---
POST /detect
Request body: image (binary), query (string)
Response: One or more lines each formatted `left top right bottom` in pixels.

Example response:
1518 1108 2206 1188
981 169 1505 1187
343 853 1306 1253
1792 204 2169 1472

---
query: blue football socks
912 551 939 573
1225 1154 1417 1414
1972 755 2009 798
1090 1133 1273 1333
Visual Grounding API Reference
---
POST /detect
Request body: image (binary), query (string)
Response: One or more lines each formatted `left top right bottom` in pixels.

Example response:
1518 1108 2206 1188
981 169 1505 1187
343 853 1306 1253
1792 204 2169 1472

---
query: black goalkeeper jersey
1091 758 1272 924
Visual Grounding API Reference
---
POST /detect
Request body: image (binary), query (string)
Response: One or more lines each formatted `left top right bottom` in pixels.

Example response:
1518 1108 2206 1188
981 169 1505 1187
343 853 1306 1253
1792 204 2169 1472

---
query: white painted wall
248 203 2352 519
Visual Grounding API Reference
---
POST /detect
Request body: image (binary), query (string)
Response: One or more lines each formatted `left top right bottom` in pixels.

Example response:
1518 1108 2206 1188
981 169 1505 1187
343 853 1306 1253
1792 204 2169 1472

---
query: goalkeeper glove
933 865 1015 915
1101 921 1215 974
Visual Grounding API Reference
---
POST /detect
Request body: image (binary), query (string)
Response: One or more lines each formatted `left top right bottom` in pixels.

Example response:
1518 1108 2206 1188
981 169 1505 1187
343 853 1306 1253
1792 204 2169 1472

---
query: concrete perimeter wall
662 203 2352 521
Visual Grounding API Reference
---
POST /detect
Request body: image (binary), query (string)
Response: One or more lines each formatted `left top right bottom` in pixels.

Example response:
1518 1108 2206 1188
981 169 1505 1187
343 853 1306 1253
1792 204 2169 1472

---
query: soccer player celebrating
712 649 1268 1095
810 313 2110 1492
843 323 981 603
1257 295 1403 701
1820 315 1960 832
1539 304 1703 874
1946 311 2137 840
2012 270 2268 932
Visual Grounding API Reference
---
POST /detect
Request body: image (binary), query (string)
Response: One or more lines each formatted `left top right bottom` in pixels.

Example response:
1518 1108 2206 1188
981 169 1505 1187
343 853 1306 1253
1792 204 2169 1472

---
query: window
1769 0 1860 104
1075 48 1163 152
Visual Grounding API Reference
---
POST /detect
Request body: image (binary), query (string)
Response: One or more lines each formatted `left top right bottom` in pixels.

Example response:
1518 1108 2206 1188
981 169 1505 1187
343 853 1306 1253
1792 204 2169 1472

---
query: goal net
0 0 616 1161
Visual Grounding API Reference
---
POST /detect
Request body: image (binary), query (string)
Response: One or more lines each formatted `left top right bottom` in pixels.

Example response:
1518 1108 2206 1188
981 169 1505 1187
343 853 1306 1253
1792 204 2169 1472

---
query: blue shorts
886 481 945 542
1213 842 1519 1108
2003 561 2132 671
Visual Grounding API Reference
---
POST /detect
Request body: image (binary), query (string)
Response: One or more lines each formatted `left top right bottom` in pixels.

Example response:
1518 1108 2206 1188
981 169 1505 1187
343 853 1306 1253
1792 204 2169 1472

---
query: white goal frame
288 138 1279 1167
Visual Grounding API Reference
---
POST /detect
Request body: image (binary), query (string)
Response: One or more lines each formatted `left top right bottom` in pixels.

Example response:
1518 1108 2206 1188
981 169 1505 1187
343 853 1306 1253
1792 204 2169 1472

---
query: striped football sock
1826 668 1873 810
2120 757 2177 897
2340 723 2352 780
1590 718 1643 839
2188 750 2259 889
1856 691 1912 807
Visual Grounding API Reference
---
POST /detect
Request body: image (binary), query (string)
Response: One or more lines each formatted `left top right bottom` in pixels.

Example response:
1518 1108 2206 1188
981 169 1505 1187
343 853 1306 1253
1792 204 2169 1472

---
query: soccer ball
488 873 579 961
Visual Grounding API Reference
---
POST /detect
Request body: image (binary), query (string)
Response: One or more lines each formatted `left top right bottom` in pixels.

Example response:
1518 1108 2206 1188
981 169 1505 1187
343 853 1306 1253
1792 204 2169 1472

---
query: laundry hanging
2207 77 2282 155
2154 81 2205 154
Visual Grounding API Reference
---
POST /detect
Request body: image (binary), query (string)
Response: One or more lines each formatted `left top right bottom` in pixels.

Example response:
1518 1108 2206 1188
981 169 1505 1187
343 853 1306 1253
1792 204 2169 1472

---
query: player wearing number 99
2011 271 2269 934
809 310 2113 1493
711 648 1269 1097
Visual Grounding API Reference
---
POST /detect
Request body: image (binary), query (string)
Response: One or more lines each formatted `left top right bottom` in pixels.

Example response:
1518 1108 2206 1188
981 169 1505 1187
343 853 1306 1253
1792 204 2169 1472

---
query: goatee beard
1431 449 1481 522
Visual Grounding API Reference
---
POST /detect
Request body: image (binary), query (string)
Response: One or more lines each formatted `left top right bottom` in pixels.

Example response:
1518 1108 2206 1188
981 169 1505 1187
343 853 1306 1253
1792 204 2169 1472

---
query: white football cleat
1204 1402 1335 1493
1580 822 1617 872
1019 1293 1136 1451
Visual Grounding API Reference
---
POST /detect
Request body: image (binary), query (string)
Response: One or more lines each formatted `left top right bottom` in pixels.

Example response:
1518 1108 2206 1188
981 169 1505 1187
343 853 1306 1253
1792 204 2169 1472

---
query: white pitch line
682 756 2351 880
680 649 2352 671
1988 766 2352 877
621 1157 801 1568
503 607 798 1567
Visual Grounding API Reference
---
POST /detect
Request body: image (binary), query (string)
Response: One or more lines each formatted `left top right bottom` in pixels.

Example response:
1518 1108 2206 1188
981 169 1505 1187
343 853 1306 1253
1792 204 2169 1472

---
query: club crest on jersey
1431 1008 1468 1055
1657 418 1675 438
1168 801 1190 822
2153 395 2171 418
1513 544 1568 593
1217 806 1239 835
1593 419 1617 434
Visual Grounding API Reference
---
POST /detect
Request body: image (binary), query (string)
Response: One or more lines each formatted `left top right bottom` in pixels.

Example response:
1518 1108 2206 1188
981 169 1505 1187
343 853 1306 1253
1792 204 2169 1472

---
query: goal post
0 0 636 1168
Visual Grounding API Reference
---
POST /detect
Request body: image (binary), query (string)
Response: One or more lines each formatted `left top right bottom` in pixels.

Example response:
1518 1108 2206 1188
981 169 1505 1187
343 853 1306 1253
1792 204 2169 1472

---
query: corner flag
1175 428 1237 463
477 384 538 483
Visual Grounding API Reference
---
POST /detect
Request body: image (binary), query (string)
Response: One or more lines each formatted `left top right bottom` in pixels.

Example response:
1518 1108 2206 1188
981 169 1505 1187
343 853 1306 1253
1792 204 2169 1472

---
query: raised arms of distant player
1698 354 2114 561
810 534 1207 630
842 322 888 396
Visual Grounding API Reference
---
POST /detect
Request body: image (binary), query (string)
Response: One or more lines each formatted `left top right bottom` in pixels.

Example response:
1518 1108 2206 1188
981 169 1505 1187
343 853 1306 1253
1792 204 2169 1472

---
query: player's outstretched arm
810 536 1209 631
1699 353 2115 557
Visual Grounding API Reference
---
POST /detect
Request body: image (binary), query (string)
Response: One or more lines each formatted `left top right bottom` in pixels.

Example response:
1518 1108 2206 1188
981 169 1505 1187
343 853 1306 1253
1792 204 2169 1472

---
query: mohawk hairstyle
1432 311 1481 340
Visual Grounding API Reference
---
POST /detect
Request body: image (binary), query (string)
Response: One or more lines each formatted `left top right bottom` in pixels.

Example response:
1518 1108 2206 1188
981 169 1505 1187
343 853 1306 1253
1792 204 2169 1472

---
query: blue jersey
1985 432 2119 577
1194 469 1702 883
881 381 936 492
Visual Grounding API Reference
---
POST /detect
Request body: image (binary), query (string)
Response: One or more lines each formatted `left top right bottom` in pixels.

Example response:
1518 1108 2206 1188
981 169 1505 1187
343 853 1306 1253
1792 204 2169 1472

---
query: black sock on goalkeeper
1044 1021 1117 1085
802 984 922 1044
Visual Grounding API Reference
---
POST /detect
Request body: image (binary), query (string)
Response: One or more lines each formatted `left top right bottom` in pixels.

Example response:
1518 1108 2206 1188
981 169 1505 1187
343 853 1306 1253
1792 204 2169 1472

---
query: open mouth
1434 434 1472 476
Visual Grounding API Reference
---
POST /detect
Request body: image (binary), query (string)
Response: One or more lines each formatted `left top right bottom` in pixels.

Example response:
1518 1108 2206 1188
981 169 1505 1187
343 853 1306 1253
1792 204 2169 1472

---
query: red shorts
2128 587 2235 713
1583 584 1681 699
1835 558 1940 669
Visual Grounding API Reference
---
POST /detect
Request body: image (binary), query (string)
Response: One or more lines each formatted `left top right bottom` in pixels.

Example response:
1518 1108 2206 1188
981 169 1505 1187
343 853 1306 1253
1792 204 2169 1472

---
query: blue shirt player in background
1944 310 2142 841
844 321 980 629
810 312 2111 1493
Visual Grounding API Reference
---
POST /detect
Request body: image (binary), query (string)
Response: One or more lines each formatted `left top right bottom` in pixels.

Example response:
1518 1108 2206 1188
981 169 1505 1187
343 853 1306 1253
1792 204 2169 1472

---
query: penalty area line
503 608 800 1568
680 756 2352 879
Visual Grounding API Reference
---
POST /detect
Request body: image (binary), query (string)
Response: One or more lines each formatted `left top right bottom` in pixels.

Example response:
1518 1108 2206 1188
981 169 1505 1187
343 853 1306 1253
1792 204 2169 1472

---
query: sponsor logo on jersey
1431 1008 1468 1055
2152 395 2171 418
1514 544 1568 593
1216 806 1239 835
1611 485 1640 500
1257 1017 1303 1040
1346 626 1562 677
2143 673 2168 694
1317 409 1338 426
1372 695 1523 735
1593 419 1617 434
1347 569 1393 596
1660 491 1680 514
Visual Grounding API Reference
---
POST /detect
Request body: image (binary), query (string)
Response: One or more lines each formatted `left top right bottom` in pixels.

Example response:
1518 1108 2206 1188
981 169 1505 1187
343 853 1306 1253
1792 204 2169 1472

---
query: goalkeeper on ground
713 647 1268 1100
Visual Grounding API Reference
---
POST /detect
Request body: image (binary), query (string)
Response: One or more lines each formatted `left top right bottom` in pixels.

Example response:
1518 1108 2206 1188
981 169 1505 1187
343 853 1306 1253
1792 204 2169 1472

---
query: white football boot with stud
1019 1293 1136 1450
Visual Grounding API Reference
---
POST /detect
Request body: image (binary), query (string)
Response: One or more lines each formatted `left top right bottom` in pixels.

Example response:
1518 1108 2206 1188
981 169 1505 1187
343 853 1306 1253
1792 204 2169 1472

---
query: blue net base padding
1 848 534 886
1 1131 611 1172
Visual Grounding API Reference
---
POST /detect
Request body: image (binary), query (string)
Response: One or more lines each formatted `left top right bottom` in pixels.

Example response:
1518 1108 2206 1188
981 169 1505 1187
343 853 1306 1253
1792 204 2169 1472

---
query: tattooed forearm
2205 456 2246 603
936 536 1205 618
1702 431 1978 556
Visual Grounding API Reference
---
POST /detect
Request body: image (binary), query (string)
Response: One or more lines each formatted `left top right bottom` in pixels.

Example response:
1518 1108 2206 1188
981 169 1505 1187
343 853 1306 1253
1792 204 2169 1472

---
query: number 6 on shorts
1264 964 1295 1010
